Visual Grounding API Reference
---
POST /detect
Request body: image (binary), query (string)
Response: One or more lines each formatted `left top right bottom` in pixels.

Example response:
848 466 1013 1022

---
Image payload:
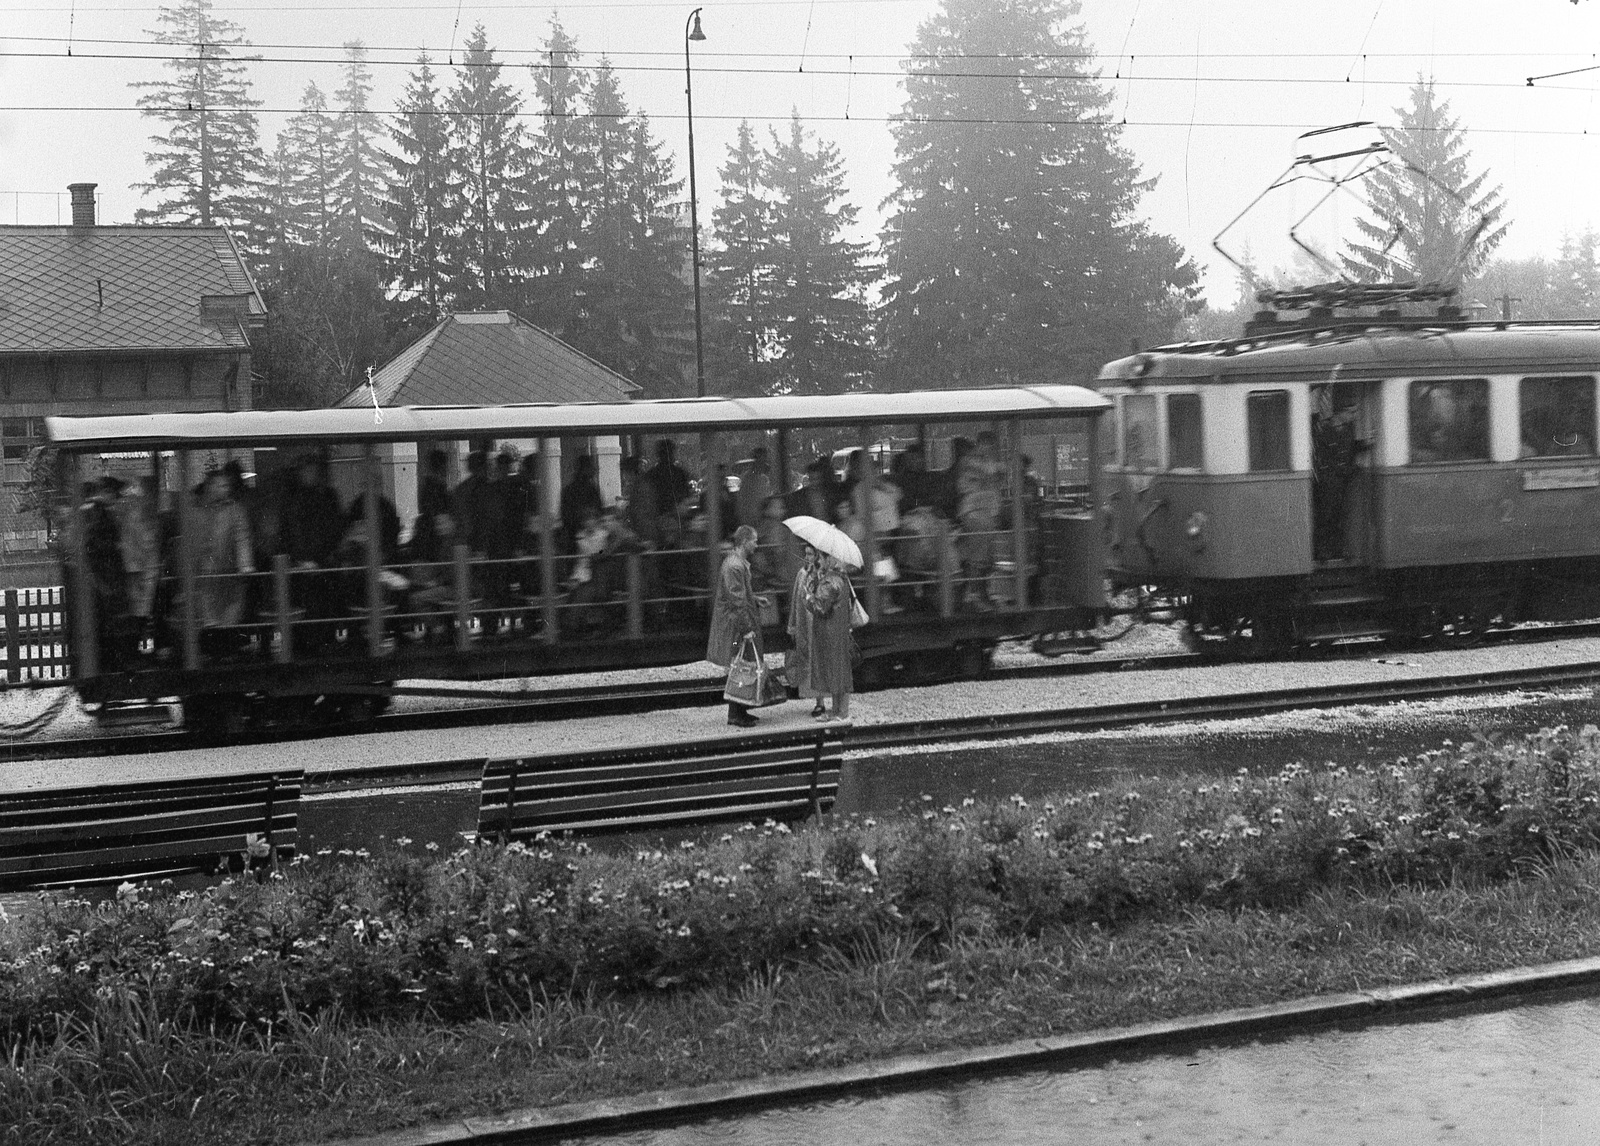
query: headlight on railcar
1184 511 1208 540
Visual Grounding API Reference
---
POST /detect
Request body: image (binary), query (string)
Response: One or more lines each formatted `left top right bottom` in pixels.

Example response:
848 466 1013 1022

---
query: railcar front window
1409 379 1489 463
1121 394 1159 470
1519 376 1596 458
1246 391 1290 472
1166 394 1203 470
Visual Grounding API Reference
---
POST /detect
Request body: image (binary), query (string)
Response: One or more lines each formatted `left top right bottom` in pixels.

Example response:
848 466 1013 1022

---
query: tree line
132 0 1200 406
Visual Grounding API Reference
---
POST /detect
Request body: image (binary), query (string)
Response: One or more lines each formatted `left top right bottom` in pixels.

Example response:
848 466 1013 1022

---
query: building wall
0 350 252 583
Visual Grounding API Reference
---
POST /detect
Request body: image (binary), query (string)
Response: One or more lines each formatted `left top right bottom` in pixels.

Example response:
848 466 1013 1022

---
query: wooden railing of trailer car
43 386 1111 703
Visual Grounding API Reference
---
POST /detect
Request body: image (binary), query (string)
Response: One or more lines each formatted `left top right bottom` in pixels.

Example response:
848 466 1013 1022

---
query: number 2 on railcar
1098 285 1600 651
45 385 1110 731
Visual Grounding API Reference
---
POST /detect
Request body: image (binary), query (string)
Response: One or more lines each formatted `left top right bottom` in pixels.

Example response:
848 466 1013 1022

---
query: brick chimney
67 183 97 228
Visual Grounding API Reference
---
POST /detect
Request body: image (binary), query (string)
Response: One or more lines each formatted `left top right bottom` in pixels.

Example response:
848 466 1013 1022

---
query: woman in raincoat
804 553 855 721
785 544 823 717
707 525 769 727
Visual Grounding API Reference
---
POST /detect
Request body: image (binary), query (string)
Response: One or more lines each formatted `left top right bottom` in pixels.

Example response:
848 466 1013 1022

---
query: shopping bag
757 665 789 708
723 633 763 706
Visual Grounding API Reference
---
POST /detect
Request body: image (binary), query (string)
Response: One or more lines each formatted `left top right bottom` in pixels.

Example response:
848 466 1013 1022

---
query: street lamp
685 7 707 398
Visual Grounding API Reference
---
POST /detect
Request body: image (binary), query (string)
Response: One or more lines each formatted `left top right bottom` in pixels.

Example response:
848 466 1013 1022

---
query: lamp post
685 7 707 398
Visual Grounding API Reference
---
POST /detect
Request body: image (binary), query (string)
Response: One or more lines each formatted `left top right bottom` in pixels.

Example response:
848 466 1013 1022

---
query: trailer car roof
1099 324 1600 384
45 384 1109 451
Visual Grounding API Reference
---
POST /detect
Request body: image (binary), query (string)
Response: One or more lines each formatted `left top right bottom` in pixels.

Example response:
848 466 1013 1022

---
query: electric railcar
45 385 1108 730
1099 295 1600 650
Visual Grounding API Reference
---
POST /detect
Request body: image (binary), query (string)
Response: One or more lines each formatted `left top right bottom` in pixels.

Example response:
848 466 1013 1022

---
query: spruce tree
333 41 385 257
613 111 694 397
762 113 876 396
524 19 594 334
382 53 456 322
443 24 533 308
880 0 1197 388
130 0 267 245
1343 80 1510 287
706 120 778 394
273 82 339 253
570 60 636 359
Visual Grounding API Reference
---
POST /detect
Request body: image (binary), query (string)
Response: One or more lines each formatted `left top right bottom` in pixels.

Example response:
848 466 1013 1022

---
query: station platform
3 635 1600 796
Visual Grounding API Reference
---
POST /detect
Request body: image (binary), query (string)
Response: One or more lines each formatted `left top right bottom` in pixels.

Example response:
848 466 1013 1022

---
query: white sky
4 0 1600 307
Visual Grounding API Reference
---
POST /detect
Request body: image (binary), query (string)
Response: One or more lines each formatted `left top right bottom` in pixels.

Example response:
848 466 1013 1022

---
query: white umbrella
782 515 863 569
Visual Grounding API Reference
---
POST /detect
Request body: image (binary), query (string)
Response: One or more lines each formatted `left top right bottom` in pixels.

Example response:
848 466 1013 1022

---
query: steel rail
10 619 1600 766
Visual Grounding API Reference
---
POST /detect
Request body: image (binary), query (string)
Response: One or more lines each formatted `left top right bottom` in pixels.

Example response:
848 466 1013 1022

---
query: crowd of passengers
69 432 1041 669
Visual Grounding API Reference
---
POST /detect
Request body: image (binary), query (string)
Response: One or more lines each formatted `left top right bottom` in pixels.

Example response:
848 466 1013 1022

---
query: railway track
7 619 1600 766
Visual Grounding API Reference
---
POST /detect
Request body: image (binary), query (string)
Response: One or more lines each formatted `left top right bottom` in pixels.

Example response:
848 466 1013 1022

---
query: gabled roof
0 225 266 355
337 310 640 409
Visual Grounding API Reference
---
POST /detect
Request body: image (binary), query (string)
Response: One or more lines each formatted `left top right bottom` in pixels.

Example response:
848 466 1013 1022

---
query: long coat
197 498 253 629
805 568 854 696
785 565 818 698
706 548 762 668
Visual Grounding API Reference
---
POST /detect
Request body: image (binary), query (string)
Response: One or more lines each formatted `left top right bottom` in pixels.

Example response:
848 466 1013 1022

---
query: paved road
554 991 1600 1145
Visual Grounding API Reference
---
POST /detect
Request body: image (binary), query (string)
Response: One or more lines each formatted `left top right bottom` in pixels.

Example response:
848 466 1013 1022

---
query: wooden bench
0 770 301 892
478 727 844 840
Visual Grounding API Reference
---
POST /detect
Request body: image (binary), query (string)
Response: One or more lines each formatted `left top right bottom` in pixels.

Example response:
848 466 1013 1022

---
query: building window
1121 394 1160 470
1246 390 1291 472
1409 379 1489 463
1166 393 1203 470
1519 376 1596 458
2 418 42 486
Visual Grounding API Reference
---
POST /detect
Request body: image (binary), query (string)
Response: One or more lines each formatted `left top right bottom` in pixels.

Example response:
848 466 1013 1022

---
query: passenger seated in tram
559 454 604 555
410 449 452 567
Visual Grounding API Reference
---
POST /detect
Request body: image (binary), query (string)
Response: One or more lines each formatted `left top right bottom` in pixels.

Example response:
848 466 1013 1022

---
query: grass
6 727 1600 1144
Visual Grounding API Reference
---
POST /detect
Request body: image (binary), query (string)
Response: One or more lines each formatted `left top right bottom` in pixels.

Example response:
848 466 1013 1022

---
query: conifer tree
706 120 777 394
131 0 267 245
273 82 339 252
333 41 385 256
880 0 1197 388
524 19 594 334
382 53 456 322
762 113 876 396
569 60 636 355
443 24 533 308
1343 80 1510 287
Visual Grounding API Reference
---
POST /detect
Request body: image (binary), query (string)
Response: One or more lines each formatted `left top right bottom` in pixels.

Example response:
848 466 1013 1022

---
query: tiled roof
337 310 640 408
0 225 266 355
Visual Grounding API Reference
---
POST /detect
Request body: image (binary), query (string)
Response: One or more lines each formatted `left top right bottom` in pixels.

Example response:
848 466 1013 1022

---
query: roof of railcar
1098 323 1600 384
44 384 1110 451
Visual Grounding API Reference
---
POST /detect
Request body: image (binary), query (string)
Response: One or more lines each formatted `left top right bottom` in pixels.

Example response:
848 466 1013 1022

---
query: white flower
860 853 878 877
116 882 139 905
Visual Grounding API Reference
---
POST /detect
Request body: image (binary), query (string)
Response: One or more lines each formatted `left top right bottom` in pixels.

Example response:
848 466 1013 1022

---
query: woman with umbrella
783 515 862 723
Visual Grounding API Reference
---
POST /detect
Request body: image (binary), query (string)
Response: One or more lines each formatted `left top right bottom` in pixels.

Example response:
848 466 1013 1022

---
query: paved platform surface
5 635 1600 795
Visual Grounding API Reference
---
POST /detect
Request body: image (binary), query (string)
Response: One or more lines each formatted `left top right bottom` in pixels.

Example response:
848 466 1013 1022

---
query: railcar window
1166 394 1203 469
1519 376 1596 458
1246 391 1291 472
1121 394 1160 470
1408 379 1489 463
1 418 42 486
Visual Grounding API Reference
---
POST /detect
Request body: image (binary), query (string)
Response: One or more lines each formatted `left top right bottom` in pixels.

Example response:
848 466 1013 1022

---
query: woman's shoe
728 712 759 728
810 703 827 719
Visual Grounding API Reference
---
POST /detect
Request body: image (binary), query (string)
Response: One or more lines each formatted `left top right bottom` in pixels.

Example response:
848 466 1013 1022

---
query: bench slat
480 754 838 807
0 828 298 883
0 809 298 856
490 769 840 824
0 774 302 816
481 745 826 792
501 795 834 838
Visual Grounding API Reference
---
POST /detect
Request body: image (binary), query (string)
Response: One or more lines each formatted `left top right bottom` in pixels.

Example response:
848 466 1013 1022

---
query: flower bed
4 726 1600 1142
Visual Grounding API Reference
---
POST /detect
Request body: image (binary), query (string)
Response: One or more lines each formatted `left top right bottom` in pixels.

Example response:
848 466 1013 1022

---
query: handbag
723 632 787 708
849 583 869 629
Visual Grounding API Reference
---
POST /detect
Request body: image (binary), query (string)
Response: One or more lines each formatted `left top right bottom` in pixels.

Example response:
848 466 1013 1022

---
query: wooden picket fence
1 587 69 685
